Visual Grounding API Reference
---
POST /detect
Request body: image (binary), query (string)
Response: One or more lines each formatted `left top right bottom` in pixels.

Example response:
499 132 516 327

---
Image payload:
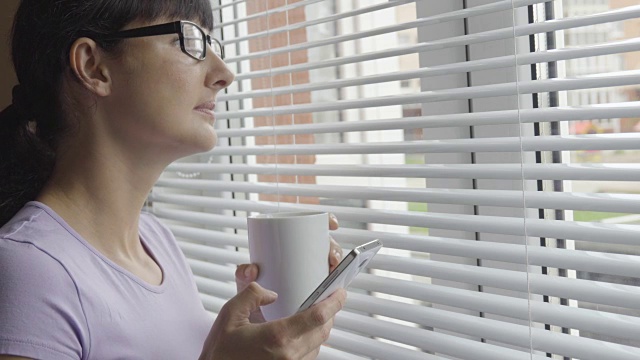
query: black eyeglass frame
93 20 224 61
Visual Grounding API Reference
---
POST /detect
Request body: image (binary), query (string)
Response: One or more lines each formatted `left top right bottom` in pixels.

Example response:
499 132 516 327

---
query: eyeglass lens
183 23 205 59
182 22 223 60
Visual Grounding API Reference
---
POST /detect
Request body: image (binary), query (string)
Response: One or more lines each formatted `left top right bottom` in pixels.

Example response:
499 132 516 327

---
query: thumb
226 282 277 324
235 264 259 293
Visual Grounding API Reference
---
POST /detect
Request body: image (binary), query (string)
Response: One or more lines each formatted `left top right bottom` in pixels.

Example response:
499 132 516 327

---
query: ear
69 37 112 97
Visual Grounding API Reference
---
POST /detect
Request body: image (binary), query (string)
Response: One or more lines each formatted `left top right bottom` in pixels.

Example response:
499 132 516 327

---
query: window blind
151 0 640 358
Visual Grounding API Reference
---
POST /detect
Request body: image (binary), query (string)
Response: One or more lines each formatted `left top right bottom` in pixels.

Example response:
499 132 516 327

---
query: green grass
408 202 428 213
406 202 628 235
408 202 429 235
405 154 425 165
572 211 629 222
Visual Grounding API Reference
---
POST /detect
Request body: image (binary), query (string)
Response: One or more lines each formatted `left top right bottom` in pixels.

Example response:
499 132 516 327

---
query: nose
206 50 235 90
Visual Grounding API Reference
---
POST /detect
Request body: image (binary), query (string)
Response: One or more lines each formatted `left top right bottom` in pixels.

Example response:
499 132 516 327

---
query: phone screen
297 239 382 312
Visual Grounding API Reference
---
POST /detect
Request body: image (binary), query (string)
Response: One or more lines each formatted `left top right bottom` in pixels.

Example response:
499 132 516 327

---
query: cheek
146 68 218 151
150 60 202 110
119 66 190 123
170 71 191 91
106 50 215 152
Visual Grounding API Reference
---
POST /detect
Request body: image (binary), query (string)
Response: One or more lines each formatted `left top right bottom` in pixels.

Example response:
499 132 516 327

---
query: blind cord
284 0 300 205
265 0 281 212
511 1 535 358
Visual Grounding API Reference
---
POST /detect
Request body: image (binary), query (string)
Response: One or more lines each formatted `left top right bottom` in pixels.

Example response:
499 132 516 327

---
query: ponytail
0 85 55 226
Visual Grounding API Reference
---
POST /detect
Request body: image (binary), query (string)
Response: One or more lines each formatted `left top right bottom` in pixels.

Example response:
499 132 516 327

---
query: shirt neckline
25 201 167 293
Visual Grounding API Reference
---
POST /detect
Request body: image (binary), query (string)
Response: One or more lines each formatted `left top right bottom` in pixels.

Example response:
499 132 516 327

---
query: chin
191 130 218 153
205 128 218 150
205 137 218 151
168 122 218 158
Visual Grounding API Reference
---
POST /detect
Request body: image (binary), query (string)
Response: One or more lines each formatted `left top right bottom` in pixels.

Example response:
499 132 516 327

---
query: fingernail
244 265 252 278
334 249 342 261
268 290 278 297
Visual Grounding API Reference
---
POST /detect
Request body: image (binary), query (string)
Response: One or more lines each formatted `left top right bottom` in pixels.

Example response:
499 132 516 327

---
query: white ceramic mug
247 211 329 321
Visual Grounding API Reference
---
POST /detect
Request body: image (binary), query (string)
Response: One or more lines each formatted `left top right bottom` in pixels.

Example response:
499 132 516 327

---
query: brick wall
246 0 318 204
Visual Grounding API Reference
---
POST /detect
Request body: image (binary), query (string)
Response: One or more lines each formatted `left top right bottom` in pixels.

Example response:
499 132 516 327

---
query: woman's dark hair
0 0 213 226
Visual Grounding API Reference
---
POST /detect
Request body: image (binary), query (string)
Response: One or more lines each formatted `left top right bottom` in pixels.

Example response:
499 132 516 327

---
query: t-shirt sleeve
0 239 87 360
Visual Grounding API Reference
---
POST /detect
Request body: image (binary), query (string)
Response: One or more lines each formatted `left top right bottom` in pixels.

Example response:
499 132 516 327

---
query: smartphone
297 239 383 312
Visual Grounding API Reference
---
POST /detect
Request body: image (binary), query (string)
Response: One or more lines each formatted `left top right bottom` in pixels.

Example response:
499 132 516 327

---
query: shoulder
0 202 89 359
0 203 78 283
0 238 84 327
0 235 77 291
0 201 48 239
0 238 88 360
0 201 79 251
0 203 91 286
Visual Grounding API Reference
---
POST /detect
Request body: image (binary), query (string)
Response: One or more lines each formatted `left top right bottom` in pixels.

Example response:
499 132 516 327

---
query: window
152 0 640 358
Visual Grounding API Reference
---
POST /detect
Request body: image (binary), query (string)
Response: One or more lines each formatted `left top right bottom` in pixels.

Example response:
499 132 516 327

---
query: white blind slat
223 38 640 99
206 133 640 155
326 329 438 360
169 223 640 279
350 273 640 339
220 0 419 46
213 0 323 30
219 72 640 118
211 0 245 12
152 195 640 246
214 103 640 137
165 162 640 181
223 5 640 64
187 257 640 345
179 240 640 311
345 292 640 348
156 178 640 213
334 311 544 360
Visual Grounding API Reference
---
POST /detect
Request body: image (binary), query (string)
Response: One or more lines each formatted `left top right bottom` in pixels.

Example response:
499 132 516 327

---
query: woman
0 1 345 359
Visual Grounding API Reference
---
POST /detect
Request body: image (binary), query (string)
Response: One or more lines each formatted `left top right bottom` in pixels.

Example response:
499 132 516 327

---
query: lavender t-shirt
0 201 213 360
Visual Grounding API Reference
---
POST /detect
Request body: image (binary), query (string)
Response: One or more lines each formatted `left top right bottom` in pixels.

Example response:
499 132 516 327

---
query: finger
285 288 346 336
328 213 339 230
301 347 322 360
235 264 268 323
266 290 344 359
298 324 330 360
235 263 259 293
265 320 330 360
329 237 343 270
225 282 277 325
292 318 334 359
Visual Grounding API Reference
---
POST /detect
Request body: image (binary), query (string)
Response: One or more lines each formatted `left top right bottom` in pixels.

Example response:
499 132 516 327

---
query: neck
36 136 169 260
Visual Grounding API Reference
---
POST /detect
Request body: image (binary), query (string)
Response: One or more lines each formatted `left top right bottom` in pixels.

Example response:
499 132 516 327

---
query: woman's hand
199 282 346 360
235 213 344 323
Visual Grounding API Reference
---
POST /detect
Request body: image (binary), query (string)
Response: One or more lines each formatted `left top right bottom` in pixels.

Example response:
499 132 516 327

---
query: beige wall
610 0 640 131
0 0 19 109
611 0 640 75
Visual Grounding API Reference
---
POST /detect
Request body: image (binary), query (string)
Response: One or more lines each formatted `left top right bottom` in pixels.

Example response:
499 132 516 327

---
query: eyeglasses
94 20 224 61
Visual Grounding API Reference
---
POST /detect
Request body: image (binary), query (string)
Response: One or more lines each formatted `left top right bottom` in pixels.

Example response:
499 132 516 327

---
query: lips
194 101 216 121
